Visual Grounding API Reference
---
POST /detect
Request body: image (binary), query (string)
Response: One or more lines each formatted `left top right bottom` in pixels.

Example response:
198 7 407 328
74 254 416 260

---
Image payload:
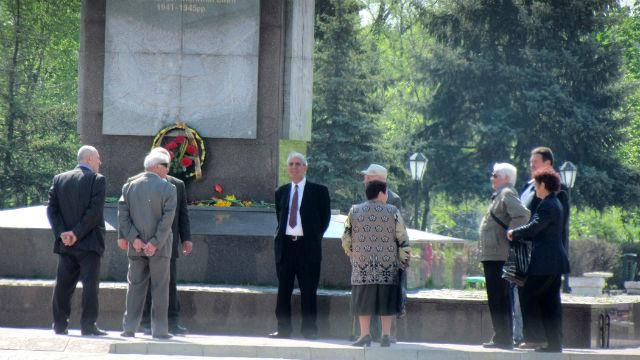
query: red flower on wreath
185 144 198 156
181 157 193 167
214 183 224 193
175 135 186 144
165 141 178 150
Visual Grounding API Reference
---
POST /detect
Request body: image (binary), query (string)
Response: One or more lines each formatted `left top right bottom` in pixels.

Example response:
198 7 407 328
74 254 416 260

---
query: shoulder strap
490 211 509 230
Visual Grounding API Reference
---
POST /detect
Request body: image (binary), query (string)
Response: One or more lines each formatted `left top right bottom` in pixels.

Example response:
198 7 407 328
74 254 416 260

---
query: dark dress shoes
152 334 173 339
380 335 392 347
54 328 68 335
81 326 108 336
170 324 188 335
52 323 68 335
482 342 513 350
268 331 291 339
143 327 152 336
351 334 372 347
535 346 562 353
120 331 135 338
302 332 318 340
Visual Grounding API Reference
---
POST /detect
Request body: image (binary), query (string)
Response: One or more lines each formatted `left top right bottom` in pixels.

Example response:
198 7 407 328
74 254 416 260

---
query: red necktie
288 185 299 228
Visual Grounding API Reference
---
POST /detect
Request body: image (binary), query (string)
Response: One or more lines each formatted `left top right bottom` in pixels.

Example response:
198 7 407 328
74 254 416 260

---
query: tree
308 0 383 211
0 0 80 208
412 0 634 208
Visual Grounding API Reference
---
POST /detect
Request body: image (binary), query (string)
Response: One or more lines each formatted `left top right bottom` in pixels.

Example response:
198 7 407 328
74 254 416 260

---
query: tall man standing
118 151 176 339
269 152 331 339
47 145 107 336
121 147 193 336
516 146 570 348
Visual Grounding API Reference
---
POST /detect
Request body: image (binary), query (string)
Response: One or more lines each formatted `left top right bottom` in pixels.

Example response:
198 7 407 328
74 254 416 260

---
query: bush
569 239 621 277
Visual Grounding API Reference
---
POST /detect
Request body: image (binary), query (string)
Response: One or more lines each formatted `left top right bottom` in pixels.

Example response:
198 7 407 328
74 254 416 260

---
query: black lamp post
409 152 428 228
559 161 577 293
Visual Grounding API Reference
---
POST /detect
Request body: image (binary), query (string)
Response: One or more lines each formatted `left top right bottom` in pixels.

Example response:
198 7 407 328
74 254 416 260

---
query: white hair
144 151 170 170
151 147 170 157
493 163 517 185
77 145 98 163
287 151 307 166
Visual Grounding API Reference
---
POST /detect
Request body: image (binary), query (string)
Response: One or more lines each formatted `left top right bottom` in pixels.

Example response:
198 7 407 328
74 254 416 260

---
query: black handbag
490 211 531 287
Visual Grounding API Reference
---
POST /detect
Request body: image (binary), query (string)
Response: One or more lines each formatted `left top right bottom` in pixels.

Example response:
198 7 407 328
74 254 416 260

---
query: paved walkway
0 327 639 359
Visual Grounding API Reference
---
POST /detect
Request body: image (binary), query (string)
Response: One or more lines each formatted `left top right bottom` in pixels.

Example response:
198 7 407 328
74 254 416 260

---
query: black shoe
268 331 291 339
81 326 108 336
482 342 513 350
152 334 173 339
380 335 391 347
52 323 68 335
535 346 562 353
169 324 188 335
303 332 318 340
120 331 135 338
143 327 151 335
351 334 372 347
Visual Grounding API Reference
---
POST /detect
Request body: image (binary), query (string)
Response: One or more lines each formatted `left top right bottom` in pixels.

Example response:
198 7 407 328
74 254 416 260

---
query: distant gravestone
102 0 260 138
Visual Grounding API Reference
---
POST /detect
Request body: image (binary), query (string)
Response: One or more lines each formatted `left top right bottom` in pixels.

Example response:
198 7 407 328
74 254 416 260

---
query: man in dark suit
268 152 331 339
120 147 193 336
47 145 107 336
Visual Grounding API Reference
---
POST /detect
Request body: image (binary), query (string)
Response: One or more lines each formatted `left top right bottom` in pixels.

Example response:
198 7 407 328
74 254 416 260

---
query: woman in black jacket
507 169 570 353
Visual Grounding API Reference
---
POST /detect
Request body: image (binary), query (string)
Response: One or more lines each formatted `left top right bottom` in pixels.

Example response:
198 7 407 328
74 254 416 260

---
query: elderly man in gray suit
118 151 177 339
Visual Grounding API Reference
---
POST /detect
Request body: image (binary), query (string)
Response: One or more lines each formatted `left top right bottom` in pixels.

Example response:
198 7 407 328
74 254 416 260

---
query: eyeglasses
159 163 169 168
491 173 498 178
288 162 305 167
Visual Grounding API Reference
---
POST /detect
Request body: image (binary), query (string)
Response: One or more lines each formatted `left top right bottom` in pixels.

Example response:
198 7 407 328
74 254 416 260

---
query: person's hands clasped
143 242 157 257
399 247 411 266
132 238 145 253
61 231 77 247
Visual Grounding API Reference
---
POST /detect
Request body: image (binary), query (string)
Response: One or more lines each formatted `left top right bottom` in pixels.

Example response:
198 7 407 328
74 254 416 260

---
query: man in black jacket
268 152 331 339
47 145 107 336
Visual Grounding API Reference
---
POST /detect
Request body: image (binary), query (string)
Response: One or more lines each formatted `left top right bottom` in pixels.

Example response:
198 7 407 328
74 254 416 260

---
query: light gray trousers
122 255 171 336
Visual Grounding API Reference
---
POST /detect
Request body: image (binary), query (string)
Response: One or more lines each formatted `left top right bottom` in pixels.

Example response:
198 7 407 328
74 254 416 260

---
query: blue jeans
511 284 523 342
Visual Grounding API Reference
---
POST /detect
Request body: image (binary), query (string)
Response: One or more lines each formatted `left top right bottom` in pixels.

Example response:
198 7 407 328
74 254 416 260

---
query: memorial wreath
152 121 206 181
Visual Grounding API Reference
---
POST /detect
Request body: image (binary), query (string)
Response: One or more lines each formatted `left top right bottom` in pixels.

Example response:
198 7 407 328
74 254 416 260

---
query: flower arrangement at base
152 122 206 181
190 183 274 208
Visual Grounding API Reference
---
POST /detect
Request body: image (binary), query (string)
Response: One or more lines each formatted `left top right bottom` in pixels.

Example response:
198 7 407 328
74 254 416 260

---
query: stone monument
79 0 315 201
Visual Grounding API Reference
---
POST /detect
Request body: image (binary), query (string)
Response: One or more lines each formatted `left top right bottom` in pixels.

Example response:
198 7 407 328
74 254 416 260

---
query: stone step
1 327 640 360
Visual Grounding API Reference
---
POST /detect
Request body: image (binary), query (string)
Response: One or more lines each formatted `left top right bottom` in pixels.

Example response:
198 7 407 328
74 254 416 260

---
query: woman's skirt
350 284 400 316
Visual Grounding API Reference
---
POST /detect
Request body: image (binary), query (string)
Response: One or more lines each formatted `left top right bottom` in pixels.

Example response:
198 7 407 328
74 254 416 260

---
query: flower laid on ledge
190 183 274 208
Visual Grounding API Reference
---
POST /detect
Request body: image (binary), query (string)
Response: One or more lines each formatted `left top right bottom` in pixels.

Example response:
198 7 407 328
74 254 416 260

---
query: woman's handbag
501 240 531 287
489 211 531 287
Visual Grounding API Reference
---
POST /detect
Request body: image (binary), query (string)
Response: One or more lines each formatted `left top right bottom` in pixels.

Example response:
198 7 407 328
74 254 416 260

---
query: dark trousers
482 261 512 345
52 251 101 330
141 257 179 329
275 237 321 336
521 274 563 350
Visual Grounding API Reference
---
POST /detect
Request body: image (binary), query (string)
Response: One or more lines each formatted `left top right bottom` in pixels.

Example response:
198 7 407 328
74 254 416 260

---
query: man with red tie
268 152 331 340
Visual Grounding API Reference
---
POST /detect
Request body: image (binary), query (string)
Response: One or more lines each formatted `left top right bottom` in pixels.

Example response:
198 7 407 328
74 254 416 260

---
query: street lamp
559 161 577 293
559 161 577 192
409 152 428 228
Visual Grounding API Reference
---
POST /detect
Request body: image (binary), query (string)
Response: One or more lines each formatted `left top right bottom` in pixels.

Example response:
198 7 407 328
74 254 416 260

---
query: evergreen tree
413 0 634 208
308 0 382 212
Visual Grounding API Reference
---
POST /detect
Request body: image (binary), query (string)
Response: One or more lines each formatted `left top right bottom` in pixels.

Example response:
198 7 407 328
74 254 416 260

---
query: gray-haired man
118 151 176 339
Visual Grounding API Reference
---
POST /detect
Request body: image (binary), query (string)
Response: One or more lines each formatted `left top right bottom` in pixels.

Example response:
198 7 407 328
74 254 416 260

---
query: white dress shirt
285 177 306 236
